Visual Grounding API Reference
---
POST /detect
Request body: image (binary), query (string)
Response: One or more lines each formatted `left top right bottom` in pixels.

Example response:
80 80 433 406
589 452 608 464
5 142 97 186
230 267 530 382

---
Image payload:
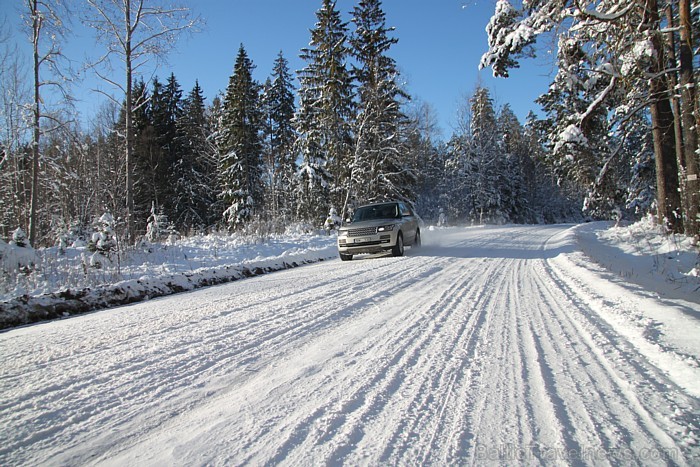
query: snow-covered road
1 225 698 465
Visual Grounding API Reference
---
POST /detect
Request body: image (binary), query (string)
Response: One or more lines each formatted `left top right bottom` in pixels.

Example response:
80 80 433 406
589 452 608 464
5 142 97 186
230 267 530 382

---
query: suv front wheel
391 232 404 257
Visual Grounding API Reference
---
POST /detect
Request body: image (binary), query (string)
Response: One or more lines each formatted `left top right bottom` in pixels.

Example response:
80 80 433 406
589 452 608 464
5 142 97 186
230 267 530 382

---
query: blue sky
3 0 554 138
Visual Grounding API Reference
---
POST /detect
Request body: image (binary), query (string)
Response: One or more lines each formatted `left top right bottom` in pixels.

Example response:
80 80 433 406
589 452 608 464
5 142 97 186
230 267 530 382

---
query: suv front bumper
337 227 398 255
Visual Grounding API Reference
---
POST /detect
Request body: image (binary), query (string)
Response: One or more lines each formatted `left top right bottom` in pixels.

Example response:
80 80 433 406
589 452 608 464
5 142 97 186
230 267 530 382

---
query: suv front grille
347 226 378 237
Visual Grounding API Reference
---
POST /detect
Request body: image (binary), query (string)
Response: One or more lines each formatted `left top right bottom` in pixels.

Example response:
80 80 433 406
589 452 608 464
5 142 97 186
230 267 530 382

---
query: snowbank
550 221 699 398
575 219 699 304
0 232 338 330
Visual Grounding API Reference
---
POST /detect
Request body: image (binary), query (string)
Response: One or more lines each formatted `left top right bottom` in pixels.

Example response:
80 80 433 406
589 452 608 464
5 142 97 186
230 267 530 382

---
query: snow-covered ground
0 229 339 329
0 222 698 465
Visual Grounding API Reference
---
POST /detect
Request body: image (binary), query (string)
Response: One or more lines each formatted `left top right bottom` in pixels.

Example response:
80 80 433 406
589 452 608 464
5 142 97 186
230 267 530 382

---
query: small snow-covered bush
88 213 118 269
0 230 40 297
53 218 91 254
11 227 29 248
145 203 179 245
3 228 37 274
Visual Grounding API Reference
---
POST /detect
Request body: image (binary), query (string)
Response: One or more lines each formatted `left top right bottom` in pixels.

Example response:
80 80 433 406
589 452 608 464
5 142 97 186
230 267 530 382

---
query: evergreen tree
11 227 29 248
207 94 225 223
145 201 177 243
535 37 610 193
218 44 263 229
533 34 654 222
261 52 297 224
173 81 217 232
88 212 117 269
294 0 355 223
523 111 584 223
467 86 504 223
404 101 444 222
133 73 185 228
130 77 157 232
496 104 528 222
620 111 656 217
443 133 473 222
349 0 413 206
157 73 184 221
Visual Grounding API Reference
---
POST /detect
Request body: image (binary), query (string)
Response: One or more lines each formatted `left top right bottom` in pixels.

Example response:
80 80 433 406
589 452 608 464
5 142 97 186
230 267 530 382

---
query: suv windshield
352 203 400 222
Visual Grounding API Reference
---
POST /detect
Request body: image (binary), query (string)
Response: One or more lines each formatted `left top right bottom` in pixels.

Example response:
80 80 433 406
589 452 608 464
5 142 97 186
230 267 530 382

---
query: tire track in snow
532 256 699 464
1 258 436 464
414 256 520 465
244 255 492 464
99 226 697 466
332 256 500 465
98 251 503 465
90 255 451 465
447 256 551 465
425 227 568 464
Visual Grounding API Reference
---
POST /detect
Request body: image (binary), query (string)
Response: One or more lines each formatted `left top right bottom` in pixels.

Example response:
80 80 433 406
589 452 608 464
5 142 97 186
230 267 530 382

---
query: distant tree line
2 0 694 249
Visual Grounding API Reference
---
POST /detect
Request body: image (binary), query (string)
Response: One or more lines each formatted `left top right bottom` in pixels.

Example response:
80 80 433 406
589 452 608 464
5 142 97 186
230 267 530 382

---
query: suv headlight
377 224 395 232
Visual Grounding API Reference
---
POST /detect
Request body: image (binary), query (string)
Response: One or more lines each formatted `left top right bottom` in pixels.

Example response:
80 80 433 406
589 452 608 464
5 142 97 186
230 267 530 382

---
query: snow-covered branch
572 0 636 23
578 75 616 125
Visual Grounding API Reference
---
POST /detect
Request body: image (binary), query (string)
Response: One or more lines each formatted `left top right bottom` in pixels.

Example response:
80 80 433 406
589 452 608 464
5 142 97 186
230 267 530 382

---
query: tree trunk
664 5 687 221
124 0 134 243
29 0 40 245
678 0 699 237
645 0 683 232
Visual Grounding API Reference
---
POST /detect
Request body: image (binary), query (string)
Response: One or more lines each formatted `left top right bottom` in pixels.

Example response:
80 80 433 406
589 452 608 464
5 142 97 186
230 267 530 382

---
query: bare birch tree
0 19 31 239
82 0 200 241
21 0 73 245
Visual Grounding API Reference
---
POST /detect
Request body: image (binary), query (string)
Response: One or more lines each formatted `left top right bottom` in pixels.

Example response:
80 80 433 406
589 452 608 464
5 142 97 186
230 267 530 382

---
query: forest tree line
1 0 698 249
480 0 700 238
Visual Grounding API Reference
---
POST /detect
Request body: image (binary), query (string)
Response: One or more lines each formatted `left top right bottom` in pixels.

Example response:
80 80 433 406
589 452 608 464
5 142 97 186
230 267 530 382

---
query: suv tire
392 232 404 257
414 229 421 248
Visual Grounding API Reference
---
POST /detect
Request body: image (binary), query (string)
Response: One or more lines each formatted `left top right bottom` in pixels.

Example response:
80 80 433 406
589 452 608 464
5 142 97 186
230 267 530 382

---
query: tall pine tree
294 0 355 223
155 73 184 224
468 86 504 223
349 0 413 207
535 38 609 193
131 74 184 232
496 104 528 222
173 80 217 232
261 52 297 224
218 44 263 229
131 77 159 232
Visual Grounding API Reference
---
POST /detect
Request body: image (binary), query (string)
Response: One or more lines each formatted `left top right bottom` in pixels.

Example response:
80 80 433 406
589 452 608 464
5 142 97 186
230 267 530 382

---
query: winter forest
1 0 699 255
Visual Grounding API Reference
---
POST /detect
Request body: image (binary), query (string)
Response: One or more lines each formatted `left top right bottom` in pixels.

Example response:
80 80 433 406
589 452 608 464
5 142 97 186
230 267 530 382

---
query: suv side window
399 203 412 217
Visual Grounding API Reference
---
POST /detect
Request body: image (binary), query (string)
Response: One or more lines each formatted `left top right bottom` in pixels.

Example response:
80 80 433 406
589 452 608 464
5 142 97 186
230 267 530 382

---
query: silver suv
337 201 421 261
